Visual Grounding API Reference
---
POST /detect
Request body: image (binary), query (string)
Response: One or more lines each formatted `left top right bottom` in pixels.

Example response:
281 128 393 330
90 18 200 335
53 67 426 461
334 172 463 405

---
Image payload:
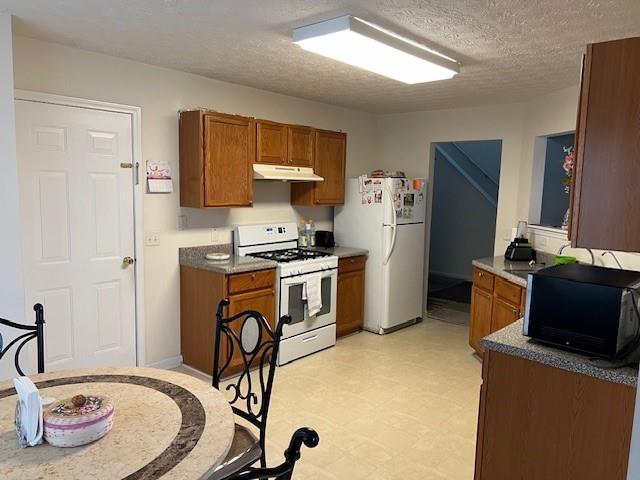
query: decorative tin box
43 394 114 447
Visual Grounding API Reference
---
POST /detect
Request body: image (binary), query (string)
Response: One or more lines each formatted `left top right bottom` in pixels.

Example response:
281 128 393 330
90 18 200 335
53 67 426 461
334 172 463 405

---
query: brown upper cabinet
287 125 315 167
179 110 254 208
291 129 347 206
569 37 640 252
180 109 346 208
256 120 288 165
256 121 314 167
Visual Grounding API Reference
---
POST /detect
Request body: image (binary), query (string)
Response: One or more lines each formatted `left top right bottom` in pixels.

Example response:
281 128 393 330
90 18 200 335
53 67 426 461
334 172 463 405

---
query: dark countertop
481 320 638 387
472 252 556 287
179 244 277 275
303 246 369 259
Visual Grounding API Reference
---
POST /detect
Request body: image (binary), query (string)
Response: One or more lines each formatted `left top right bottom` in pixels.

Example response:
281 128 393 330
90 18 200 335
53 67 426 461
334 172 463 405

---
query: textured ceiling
2 0 640 113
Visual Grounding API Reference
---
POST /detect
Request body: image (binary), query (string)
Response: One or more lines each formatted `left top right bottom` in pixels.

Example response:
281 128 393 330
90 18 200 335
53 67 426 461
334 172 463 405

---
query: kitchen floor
175 318 481 479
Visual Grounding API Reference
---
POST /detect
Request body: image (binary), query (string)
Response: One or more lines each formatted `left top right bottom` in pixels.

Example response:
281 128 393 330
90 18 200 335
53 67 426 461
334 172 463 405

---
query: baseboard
178 363 213 381
429 269 473 282
146 355 183 369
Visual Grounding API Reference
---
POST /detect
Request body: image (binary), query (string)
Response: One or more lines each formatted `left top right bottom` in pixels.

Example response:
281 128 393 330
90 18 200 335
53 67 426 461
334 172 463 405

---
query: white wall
0 15 24 321
0 14 27 381
376 101 526 257
11 35 378 366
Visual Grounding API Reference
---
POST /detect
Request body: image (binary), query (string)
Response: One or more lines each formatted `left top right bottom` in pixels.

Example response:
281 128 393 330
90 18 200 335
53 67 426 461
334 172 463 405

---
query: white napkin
14 377 43 447
304 274 323 318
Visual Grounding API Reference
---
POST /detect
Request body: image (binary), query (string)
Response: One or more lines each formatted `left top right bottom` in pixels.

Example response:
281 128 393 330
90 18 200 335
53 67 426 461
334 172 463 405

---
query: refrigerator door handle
383 184 397 229
384 224 397 265
383 184 398 265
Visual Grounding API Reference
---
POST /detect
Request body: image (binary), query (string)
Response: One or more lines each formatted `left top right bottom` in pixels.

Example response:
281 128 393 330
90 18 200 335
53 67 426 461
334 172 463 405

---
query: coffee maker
504 221 536 261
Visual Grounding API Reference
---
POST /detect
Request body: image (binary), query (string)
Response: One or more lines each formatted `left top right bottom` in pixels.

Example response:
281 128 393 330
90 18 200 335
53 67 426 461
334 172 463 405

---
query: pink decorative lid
44 395 114 428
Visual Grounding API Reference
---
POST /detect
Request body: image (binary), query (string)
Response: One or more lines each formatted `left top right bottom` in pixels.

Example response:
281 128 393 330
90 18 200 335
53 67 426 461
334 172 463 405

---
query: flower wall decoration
562 145 575 194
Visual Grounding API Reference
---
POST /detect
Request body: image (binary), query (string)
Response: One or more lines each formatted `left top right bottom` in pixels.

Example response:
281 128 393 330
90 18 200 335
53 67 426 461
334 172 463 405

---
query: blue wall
453 140 502 184
540 133 574 227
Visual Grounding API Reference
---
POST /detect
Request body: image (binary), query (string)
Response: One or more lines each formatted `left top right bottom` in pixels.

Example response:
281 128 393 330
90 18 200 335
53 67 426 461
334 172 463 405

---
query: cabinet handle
251 274 256 281
513 308 519 315
478 272 483 277
350 259 355 263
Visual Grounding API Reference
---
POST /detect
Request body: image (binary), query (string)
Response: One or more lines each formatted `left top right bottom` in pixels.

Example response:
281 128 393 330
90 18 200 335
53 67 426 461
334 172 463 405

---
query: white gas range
235 223 338 365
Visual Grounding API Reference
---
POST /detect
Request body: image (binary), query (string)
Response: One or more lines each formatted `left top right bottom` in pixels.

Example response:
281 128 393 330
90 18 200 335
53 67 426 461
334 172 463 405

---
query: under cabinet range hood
253 164 324 182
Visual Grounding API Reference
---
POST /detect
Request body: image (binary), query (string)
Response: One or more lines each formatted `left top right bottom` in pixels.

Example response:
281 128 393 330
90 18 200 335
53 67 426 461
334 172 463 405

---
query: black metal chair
225 427 319 480
0 304 45 376
210 298 291 479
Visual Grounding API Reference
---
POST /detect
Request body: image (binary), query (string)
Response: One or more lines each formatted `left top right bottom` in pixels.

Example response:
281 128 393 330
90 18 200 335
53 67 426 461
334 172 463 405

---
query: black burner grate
249 248 331 263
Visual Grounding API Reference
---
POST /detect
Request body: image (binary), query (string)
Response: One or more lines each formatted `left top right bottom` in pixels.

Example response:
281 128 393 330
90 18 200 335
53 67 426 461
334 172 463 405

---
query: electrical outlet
538 236 548 248
145 231 160 246
211 228 231 245
177 215 187 231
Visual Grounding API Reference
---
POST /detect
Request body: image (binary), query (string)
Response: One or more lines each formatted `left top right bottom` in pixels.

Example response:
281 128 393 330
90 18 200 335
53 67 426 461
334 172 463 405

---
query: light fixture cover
293 16 459 84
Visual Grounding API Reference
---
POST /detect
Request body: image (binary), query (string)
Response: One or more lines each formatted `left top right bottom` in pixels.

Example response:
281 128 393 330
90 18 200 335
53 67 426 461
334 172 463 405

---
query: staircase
435 142 499 207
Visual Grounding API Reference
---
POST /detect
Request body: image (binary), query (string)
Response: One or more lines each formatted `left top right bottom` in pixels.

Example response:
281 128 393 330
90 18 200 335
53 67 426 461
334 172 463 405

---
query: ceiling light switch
145 232 160 246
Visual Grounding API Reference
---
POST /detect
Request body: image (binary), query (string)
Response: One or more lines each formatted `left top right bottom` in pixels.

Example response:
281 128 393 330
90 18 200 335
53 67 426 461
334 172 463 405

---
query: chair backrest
226 427 319 480
212 299 290 447
0 303 45 376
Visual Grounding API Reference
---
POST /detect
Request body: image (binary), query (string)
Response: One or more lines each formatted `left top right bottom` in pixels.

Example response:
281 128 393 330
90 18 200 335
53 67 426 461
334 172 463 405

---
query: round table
0 367 235 479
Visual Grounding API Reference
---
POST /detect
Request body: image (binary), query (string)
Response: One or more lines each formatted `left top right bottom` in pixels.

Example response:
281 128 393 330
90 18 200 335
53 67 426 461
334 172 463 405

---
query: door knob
123 256 135 265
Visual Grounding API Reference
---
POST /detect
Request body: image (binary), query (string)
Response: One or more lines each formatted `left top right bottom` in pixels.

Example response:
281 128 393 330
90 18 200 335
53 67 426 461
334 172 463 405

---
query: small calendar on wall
146 160 173 193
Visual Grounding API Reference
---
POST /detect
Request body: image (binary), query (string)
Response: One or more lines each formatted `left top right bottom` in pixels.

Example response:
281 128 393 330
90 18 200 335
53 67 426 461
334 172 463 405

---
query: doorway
426 140 502 324
14 92 144 372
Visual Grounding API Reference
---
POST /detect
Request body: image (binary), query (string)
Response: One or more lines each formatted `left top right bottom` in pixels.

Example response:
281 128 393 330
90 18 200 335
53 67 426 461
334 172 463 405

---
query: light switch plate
211 228 225 244
145 231 160 246
177 215 187 231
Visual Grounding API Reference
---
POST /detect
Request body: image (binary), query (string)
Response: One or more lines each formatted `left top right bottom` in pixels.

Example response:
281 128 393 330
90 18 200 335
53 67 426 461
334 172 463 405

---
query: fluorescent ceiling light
293 15 459 84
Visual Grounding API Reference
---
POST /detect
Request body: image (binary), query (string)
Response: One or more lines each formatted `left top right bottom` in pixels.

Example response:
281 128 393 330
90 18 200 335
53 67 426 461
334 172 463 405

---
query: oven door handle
282 269 336 285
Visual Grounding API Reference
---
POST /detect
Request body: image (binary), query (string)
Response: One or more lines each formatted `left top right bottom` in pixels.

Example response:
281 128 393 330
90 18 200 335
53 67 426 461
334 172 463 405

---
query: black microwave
523 263 640 358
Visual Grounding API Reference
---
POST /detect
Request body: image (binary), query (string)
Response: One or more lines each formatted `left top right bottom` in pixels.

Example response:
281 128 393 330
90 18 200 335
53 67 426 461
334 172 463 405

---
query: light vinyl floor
176 318 482 479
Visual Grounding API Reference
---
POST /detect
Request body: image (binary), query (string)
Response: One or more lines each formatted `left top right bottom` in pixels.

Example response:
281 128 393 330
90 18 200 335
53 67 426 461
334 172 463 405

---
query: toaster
315 230 335 248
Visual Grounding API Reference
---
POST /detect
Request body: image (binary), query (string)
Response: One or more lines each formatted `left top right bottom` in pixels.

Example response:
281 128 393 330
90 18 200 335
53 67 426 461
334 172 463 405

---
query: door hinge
120 162 133 168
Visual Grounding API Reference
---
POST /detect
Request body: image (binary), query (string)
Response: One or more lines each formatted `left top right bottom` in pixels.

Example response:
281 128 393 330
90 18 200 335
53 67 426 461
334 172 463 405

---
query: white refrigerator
334 177 427 334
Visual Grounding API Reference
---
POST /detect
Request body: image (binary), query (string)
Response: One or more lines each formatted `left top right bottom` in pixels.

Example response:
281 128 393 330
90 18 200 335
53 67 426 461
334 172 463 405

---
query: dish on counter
205 252 231 262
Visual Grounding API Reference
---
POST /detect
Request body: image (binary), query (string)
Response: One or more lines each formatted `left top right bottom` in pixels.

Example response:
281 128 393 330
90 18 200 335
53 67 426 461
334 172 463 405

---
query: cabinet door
336 268 365 337
287 126 314 167
469 286 493 354
313 130 346 205
225 287 276 376
203 113 254 207
491 297 520 333
256 120 287 165
570 38 640 251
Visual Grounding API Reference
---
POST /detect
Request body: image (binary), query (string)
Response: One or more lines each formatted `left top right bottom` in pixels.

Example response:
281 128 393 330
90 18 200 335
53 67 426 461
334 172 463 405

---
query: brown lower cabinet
475 350 635 480
336 256 366 337
469 267 525 355
180 266 276 377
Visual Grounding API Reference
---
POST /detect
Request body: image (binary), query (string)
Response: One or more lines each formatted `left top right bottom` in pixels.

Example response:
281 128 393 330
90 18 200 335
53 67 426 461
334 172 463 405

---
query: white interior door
381 223 425 330
16 100 137 372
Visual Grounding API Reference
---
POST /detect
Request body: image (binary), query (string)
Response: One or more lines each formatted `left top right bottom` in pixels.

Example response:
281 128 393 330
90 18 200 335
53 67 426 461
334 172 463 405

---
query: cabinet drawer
494 277 522 306
473 267 494 292
338 256 367 274
228 269 275 295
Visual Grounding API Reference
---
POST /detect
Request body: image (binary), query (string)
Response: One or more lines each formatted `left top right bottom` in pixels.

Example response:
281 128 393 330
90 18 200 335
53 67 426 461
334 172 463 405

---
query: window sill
528 224 569 241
